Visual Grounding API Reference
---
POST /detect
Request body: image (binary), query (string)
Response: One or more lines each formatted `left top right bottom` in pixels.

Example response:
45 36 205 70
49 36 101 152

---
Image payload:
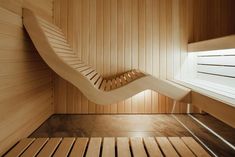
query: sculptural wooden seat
23 8 190 105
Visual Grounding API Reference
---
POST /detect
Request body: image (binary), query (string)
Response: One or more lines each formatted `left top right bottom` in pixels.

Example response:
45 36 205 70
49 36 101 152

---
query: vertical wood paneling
136 0 145 113
103 0 111 113
0 1 53 155
117 0 125 113
96 0 104 113
53 0 202 114
110 0 118 113
190 0 235 42
88 0 96 114
144 0 152 113
124 0 132 113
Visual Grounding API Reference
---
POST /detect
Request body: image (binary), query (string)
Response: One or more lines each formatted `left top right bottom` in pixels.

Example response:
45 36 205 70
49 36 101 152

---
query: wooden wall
0 0 54 155
53 0 200 114
189 0 235 42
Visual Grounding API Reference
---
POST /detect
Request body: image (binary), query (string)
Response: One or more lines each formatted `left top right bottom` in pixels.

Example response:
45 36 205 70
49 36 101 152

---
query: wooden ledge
188 35 235 52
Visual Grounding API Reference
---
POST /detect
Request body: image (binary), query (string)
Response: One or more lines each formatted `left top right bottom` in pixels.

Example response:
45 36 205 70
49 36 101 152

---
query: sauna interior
1 0 235 156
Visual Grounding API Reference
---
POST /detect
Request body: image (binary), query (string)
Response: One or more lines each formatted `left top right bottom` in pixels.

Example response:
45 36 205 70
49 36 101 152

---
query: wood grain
6 137 209 157
52 0 198 114
23 8 191 105
0 2 53 156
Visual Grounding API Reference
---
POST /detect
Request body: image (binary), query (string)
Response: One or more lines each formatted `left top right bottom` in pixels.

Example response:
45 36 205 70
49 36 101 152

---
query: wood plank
143 137 163 157
0 1 53 156
188 35 235 52
85 137 102 157
197 56 235 66
168 137 195 157
117 137 131 157
90 73 100 84
95 77 103 88
53 137 75 157
100 80 106 90
76 66 90 72
46 34 67 43
37 138 62 157
197 65 235 78
130 137 147 157
5 138 35 157
81 0 90 64
21 138 48 157
102 137 115 157
181 137 211 157
156 137 179 157
111 79 116 89
116 77 121 88
87 71 98 80
81 68 95 76
120 75 127 85
105 80 112 91
124 73 131 82
103 0 111 77
70 138 89 157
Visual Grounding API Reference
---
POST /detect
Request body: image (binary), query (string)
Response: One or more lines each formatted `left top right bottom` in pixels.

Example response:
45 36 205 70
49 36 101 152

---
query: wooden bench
23 8 191 105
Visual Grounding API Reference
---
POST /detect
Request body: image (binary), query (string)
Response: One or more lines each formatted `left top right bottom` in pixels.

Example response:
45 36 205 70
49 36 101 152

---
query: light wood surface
52 0 198 114
37 138 62 157
188 0 235 43
5 138 35 157
5 137 211 157
102 137 115 157
169 137 196 157
188 35 235 52
143 137 163 157
0 1 53 156
130 137 148 157
156 137 179 157
170 0 235 125
85 138 102 157
181 137 211 157
70 138 89 157
191 91 235 128
23 8 191 105
117 137 131 157
53 138 75 157
21 138 48 157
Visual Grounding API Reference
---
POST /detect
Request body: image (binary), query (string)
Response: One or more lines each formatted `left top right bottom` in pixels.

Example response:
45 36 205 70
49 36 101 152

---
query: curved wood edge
23 8 191 105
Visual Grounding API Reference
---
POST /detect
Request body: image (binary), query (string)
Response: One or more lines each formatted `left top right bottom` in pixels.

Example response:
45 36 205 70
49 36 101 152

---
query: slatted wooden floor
5 137 211 157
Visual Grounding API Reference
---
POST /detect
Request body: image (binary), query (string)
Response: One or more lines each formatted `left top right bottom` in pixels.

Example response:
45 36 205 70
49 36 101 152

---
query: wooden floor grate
5 137 211 157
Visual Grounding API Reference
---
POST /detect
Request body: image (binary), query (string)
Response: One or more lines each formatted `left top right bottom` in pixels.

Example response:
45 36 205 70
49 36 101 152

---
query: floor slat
156 137 179 157
37 138 62 157
181 137 211 157
53 137 75 157
143 137 163 157
168 137 195 157
85 137 102 157
5 137 211 157
21 138 48 157
102 137 115 157
117 137 131 157
70 138 89 157
130 137 148 157
5 138 35 157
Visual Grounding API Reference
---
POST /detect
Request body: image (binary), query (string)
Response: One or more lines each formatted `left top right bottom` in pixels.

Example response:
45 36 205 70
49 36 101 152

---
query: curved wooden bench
23 8 191 105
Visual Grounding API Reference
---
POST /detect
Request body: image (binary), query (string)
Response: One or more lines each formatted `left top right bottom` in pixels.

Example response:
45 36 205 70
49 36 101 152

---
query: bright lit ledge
178 35 235 107
173 79 235 108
